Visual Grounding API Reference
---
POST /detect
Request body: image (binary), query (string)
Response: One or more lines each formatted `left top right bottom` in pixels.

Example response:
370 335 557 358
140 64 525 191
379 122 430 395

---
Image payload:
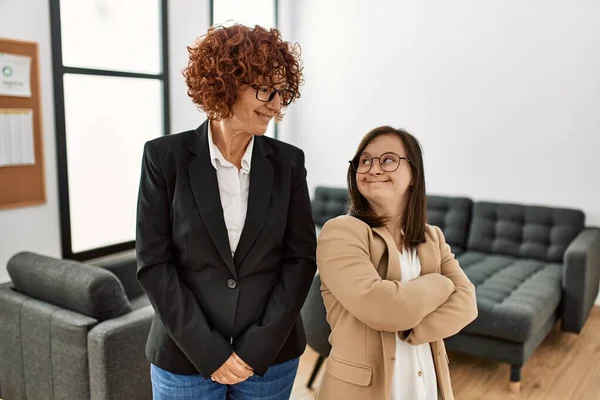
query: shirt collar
207 121 254 173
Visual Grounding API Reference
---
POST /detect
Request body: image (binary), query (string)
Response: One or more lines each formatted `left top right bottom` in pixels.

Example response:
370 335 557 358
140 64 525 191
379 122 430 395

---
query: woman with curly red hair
136 24 316 400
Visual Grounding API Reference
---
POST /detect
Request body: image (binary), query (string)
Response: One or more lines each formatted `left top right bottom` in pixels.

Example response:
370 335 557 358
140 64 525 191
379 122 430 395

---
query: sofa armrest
88 305 154 400
561 227 600 333
90 250 144 300
0 286 98 399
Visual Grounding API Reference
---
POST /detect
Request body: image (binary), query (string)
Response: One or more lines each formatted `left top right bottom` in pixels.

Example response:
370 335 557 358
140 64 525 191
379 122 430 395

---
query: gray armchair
0 251 153 400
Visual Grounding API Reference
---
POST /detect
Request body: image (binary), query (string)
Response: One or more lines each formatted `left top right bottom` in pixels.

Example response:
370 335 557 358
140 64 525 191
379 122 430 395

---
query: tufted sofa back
467 202 585 262
426 196 473 255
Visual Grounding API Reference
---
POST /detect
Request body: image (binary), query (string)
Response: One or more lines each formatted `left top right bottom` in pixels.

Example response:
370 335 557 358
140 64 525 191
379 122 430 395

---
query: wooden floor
291 306 600 400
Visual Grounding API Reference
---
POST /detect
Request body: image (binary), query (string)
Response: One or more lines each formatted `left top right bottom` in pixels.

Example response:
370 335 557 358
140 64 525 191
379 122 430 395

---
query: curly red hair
183 24 303 121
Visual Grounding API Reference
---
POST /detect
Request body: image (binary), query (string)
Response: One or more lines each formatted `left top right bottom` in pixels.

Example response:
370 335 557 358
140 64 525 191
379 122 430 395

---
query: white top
391 247 438 400
207 122 254 256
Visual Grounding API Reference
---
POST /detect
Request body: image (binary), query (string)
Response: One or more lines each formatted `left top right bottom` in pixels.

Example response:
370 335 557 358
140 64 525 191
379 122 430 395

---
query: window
50 0 169 260
211 0 279 139
212 0 276 29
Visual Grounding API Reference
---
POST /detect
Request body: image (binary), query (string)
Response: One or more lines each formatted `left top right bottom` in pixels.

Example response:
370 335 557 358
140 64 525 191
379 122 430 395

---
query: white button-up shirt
207 123 254 256
391 247 439 400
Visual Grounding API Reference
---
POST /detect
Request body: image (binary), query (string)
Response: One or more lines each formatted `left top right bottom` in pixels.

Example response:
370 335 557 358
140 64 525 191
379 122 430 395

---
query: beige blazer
316 215 478 400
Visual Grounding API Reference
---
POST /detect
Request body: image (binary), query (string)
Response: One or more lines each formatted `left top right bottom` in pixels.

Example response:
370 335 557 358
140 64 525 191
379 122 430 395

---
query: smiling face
347 126 427 245
225 81 285 136
356 133 412 214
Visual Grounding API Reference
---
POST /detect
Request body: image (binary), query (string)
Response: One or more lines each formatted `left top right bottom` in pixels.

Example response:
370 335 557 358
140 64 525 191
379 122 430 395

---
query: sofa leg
509 365 521 393
307 355 325 389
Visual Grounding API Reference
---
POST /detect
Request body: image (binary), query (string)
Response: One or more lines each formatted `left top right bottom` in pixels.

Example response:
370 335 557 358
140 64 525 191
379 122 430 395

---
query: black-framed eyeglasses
349 152 408 174
249 84 296 106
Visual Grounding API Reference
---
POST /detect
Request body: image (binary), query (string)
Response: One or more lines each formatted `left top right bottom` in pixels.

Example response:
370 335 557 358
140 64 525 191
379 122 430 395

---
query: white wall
0 0 210 283
0 0 61 283
288 0 600 304
288 0 600 229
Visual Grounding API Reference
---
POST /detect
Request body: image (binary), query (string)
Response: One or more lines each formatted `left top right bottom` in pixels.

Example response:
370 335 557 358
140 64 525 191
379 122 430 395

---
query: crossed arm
317 218 477 342
401 226 478 345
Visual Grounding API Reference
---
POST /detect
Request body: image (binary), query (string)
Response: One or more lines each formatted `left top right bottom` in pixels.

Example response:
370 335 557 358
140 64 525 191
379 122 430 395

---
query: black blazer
136 121 317 377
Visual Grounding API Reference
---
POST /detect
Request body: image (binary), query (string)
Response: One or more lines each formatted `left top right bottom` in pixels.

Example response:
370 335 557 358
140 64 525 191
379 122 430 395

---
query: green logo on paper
2 66 12 77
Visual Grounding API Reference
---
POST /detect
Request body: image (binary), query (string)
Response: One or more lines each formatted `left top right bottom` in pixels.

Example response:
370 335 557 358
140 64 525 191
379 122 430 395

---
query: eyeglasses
249 84 296 106
349 152 408 174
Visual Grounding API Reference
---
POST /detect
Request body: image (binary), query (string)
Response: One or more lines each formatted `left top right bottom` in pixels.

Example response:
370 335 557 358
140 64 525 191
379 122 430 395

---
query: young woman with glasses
315 126 478 400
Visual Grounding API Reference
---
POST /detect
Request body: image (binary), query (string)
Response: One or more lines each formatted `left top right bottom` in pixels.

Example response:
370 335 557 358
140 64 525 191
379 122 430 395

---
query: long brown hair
347 126 427 248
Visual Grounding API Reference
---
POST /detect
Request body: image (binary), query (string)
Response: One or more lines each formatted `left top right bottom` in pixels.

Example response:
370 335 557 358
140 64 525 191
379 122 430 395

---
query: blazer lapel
372 226 439 278
371 226 400 400
234 137 273 265
187 121 236 277
372 227 401 281
417 231 439 274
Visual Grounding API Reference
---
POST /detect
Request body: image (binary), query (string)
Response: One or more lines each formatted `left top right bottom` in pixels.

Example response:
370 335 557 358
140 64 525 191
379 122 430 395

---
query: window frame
49 0 170 260
210 0 280 139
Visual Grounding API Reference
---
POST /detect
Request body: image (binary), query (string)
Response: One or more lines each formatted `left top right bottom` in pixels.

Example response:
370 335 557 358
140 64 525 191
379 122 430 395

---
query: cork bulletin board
0 38 46 210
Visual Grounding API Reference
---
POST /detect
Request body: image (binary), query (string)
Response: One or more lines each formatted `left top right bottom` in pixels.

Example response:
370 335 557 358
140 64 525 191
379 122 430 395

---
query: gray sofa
303 186 600 387
0 251 153 400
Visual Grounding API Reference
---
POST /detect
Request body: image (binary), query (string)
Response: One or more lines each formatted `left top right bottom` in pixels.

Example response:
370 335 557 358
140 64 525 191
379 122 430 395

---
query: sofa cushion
456 251 563 343
467 202 584 263
312 186 349 228
90 249 145 300
7 252 132 321
426 196 472 254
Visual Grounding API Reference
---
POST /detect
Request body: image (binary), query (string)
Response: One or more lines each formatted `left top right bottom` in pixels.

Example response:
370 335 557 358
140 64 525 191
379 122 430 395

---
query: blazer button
227 279 237 289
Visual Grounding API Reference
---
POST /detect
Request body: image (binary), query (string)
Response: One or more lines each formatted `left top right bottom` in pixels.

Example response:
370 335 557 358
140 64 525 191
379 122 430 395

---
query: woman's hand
211 352 254 385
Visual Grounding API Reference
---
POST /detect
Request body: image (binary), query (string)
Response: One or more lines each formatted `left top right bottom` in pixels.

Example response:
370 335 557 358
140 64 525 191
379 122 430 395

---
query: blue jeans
150 358 299 400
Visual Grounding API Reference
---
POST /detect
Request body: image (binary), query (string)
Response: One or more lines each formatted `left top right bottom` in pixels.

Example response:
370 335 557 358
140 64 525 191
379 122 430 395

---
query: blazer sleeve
403 226 478 345
317 217 456 332
233 149 317 376
136 140 233 377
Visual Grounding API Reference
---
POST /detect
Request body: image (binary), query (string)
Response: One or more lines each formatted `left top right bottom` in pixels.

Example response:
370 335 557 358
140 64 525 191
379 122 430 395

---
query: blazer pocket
326 354 372 387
